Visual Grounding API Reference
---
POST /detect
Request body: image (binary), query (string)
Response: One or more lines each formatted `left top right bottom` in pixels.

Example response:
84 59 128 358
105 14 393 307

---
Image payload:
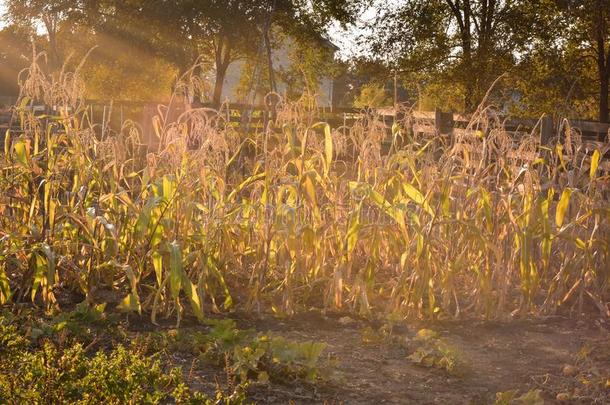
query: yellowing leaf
301 172 317 208
4 129 10 155
392 122 401 137
403 183 433 216
415 328 438 341
590 150 601 180
162 175 176 201
0 264 11 304
556 189 572 228
183 276 204 321
152 251 163 287
13 139 29 167
324 124 333 174
346 210 361 257
117 292 141 314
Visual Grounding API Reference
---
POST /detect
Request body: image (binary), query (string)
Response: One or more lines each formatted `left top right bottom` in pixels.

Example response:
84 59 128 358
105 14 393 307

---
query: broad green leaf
169 241 183 299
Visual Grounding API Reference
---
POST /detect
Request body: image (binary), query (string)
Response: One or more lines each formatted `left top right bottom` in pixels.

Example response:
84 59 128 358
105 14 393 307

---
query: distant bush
353 82 392 108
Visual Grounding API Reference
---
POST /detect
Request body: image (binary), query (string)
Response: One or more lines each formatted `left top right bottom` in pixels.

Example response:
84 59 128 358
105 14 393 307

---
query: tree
101 0 360 104
0 24 36 96
555 0 610 122
3 0 361 104
353 82 392 108
3 0 86 70
364 0 546 112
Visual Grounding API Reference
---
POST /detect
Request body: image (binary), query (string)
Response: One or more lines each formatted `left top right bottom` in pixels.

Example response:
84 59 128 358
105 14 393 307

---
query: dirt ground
136 312 609 404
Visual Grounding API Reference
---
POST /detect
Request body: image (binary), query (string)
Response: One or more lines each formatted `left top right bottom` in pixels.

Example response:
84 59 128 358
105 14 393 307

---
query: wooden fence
2 100 610 151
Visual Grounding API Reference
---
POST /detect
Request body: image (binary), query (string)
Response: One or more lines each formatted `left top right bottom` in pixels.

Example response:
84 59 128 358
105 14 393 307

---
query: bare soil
139 312 609 404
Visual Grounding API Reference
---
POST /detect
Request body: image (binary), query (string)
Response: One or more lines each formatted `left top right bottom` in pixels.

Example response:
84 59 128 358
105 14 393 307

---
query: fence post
541 115 554 145
435 108 454 136
263 109 269 130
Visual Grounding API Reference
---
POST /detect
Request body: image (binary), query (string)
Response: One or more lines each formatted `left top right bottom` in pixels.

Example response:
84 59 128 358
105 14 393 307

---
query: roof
319 36 339 52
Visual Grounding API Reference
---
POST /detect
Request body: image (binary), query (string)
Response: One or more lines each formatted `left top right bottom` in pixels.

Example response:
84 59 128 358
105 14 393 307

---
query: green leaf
169 241 183 299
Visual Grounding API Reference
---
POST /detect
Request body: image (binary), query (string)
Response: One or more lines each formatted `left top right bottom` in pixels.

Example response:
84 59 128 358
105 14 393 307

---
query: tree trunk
212 37 232 106
447 0 476 111
42 16 60 72
600 73 609 123
595 16 610 123
213 66 228 106
461 1 476 111
264 29 276 93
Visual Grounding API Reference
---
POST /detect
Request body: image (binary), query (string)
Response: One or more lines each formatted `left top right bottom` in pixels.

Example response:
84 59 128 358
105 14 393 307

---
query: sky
0 2 5 28
327 3 380 60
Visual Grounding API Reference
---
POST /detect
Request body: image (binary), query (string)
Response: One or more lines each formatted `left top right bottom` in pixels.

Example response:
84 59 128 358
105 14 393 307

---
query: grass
0 50 609 330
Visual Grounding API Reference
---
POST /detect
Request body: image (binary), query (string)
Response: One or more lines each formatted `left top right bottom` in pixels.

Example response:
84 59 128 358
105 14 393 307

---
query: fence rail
2 101 610 149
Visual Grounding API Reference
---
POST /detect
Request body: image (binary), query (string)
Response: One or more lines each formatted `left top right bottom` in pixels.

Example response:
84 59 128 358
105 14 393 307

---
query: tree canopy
1 0 360 103
2 0 610 120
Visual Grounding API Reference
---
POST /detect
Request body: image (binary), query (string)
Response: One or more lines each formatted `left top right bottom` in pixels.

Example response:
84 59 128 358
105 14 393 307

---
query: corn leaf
169 241 183 299
556 189 572 228
590 150 601 180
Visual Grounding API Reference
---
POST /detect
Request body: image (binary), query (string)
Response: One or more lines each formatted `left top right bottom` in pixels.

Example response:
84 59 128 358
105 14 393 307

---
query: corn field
1 54 609 326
